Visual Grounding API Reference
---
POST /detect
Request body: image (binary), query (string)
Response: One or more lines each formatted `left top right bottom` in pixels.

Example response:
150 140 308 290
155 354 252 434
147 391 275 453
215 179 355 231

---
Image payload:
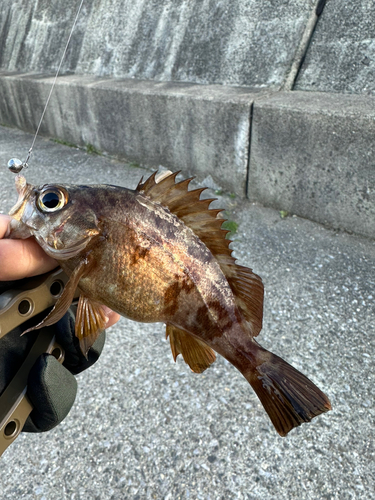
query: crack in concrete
282 0 329 91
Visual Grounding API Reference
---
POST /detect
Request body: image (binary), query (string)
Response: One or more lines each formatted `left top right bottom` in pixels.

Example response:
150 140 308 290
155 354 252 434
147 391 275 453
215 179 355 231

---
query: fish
5 171 331 436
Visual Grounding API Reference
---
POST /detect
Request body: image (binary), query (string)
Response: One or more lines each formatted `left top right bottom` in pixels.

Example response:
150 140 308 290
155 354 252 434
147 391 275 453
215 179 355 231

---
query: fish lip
4 218 33 239
9 176 35 218
34 233 95 261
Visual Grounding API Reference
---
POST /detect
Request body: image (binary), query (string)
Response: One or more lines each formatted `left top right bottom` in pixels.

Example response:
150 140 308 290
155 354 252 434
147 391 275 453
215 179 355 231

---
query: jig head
8 158 27 174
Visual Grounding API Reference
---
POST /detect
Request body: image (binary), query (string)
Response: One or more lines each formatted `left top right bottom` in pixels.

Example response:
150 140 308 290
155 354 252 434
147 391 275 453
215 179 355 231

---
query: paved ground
0 125 374 499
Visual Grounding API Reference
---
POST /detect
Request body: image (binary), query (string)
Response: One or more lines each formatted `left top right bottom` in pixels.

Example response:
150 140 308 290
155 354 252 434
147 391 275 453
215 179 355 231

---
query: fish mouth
6 218 94 260
4 218 33 240
34 233 94 260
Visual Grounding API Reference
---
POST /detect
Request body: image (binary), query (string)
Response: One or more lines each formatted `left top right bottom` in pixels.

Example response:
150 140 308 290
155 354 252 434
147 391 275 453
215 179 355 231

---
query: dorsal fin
137 171 264 336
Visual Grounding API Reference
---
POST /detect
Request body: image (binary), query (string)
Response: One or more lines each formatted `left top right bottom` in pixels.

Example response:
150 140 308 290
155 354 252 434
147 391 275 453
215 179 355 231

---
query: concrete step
0 72 374 239
0 72 260 196
249 90 375 239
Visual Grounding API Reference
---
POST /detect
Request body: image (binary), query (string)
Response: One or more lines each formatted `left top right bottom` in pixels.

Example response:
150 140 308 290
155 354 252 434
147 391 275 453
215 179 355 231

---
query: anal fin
75 295 109 357
166 324 216 373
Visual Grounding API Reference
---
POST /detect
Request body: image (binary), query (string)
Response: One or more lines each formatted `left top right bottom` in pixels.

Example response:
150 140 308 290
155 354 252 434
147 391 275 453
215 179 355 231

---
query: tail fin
237 343 331 436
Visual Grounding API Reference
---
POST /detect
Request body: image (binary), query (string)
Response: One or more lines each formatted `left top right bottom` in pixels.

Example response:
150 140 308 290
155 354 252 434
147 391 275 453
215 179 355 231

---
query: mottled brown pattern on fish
163 276 195 317
130 244 150 266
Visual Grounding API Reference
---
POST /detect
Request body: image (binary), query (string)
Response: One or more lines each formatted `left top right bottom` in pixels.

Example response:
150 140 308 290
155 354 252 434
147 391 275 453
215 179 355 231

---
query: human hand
0 214 57 279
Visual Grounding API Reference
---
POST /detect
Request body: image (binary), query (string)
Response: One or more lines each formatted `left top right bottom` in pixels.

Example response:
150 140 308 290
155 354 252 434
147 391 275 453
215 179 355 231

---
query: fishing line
8 0 85 174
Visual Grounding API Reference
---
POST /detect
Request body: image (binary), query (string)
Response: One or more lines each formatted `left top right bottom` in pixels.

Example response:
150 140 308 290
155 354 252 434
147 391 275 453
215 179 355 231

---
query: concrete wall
0 0 315 88
295 0 375 95
0 0 374 237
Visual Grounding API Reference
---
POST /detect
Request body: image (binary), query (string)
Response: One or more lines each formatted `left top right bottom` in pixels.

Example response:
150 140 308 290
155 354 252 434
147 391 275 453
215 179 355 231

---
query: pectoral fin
75 295 109 357
22 258 93 335
166 324 216 373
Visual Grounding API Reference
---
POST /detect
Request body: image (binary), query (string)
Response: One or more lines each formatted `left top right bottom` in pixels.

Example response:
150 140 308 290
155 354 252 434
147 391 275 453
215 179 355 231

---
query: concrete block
0 72 261 195
295 0 375 94
248 91 375 238
0 0 315 88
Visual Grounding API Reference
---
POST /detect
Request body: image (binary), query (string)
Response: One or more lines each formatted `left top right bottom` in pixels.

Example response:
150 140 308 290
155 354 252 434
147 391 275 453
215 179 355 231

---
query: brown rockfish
6 171 331 436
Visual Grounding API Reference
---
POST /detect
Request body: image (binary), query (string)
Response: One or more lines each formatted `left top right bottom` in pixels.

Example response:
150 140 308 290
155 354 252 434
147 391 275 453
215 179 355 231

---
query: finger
0 238 58 280
0 215 12 238
103 308 121 329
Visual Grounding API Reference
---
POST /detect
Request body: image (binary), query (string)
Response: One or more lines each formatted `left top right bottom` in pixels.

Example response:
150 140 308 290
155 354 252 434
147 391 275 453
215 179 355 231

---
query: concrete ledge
0 72 262 195
1 72 375 238
249 91 375 238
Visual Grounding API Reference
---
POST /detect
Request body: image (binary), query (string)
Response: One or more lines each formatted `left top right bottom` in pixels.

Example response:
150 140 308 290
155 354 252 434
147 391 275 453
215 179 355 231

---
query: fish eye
37 187 68 212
